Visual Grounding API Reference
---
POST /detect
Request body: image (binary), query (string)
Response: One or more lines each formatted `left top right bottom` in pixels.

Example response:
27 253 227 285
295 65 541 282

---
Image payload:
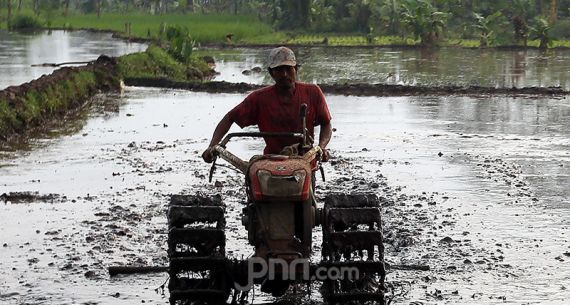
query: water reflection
405 95 570 206
209 47 570 89
0 30 147 89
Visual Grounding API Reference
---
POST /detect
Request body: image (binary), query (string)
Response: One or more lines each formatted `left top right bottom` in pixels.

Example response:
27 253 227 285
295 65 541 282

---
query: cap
268 47 296 69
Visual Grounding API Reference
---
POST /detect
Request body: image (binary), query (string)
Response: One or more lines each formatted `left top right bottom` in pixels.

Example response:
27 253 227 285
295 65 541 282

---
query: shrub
11 15 44 30
550 19 570 39
163 25 195 64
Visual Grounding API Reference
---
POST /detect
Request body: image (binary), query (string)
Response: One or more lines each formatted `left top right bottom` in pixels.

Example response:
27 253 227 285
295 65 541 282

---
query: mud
2 90 567 304
203 43 570 50
124 78 569 97
0 192 63 203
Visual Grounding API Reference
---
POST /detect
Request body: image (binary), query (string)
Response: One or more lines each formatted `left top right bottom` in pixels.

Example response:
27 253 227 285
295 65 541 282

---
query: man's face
269 65 298 89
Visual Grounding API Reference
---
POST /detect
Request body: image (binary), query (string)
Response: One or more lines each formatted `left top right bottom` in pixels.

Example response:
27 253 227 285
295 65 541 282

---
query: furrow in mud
124 77 569 97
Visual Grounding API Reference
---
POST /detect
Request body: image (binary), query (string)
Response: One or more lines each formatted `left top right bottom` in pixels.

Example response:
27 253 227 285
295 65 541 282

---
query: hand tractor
167 105 385 304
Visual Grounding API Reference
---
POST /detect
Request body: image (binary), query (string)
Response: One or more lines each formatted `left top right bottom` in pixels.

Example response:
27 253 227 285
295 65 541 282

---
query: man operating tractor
168 46 385 305
202 46 333 162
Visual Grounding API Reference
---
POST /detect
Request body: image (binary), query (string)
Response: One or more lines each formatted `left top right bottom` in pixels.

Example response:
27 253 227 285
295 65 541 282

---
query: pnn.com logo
234 257 360 291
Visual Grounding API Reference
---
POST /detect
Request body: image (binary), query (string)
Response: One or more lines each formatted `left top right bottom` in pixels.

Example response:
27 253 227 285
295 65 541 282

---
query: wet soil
0 192 62 203
1 90 567 304
124 77 570 97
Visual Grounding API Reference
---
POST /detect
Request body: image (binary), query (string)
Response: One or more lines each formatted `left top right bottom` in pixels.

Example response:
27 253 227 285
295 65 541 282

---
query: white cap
268 46 297 68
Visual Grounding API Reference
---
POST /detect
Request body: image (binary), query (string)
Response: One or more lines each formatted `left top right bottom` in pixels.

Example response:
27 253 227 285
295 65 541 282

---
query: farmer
202 46 332 162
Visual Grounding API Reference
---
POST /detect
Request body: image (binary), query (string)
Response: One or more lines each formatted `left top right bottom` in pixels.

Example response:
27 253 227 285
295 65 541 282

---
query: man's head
267 46 298 90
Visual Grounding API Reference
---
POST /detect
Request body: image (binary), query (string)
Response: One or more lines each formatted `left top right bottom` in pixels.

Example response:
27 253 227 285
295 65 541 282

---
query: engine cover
248 156 312 201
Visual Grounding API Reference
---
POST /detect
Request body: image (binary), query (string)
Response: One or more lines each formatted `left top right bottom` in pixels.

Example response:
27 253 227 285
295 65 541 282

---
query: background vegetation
1 0 570 47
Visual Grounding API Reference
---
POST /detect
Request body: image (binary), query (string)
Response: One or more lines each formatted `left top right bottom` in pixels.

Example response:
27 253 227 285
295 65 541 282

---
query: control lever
300 104 308 149
208 156 217 183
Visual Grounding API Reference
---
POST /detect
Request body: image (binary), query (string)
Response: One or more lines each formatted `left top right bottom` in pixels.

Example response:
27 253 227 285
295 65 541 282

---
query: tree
64 0 70 16
33 0 39 15
7 0 12 29
379 0 401 35
345 0 373 33
401 0 448 45
310 0 335 31
277 0 310 29
473 11 503 47
512 15 529 46
530 16 552 49
549 0 557 23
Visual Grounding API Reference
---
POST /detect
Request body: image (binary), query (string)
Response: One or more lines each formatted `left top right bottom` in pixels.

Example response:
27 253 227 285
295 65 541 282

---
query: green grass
47 13 275 44
238 32 289 44
3 9 570 49
117 45 209 81
284 34 418 46
0 67 113 139
551 40 570 48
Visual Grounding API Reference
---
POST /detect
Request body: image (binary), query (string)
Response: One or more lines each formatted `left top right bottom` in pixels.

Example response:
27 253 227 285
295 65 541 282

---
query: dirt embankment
0 45 212 144
0 56 120 142
125 77 570 97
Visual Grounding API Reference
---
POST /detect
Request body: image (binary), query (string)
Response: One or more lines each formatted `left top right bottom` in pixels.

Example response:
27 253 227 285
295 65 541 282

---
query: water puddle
0 30 147 89
206 47 570 89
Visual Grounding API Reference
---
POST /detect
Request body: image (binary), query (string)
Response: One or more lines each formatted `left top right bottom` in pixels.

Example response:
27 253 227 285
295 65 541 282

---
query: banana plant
400 0 448 46
473 11 503 47
530 17 552 49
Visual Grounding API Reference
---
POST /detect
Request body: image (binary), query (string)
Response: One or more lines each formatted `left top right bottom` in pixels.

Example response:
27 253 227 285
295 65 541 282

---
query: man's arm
318 121 332 161
202 112 235 163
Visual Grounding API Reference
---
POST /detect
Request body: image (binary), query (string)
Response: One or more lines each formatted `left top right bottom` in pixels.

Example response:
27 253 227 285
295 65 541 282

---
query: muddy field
1 32 569 304
1 89 568 305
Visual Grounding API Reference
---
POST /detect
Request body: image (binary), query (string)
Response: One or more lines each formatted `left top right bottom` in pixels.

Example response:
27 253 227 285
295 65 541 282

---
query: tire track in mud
321 153 493 304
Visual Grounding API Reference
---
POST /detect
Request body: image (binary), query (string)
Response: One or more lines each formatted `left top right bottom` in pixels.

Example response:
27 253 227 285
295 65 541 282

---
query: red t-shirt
229 82 332 154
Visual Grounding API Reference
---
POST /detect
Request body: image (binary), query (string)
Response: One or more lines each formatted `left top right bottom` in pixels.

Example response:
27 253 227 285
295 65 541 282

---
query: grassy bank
0 11 274 44
48 13 274 44
0 43 210 141
3 10 570 48
117 45 211 81
245 34 570 48
0 58 120 141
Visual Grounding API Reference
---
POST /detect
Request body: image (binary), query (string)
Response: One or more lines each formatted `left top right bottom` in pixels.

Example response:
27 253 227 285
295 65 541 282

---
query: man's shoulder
248 85 275 98
296 82 322 91
296 82 325 100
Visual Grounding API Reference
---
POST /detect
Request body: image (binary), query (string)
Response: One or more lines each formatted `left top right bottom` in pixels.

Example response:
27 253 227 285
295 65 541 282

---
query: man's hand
320 147 331 162
202 147 215 163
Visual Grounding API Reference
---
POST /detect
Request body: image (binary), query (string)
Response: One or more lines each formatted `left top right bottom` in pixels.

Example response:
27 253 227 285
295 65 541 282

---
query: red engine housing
248 155 313 201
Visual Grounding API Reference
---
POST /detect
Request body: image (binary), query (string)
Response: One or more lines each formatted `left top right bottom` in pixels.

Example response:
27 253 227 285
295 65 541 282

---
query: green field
2 9 570 48
0 11 276 44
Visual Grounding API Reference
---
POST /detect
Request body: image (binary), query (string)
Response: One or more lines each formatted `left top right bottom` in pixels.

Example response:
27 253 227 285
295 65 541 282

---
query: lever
300 104 308 149
208 157 217 183
300 104 307 118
